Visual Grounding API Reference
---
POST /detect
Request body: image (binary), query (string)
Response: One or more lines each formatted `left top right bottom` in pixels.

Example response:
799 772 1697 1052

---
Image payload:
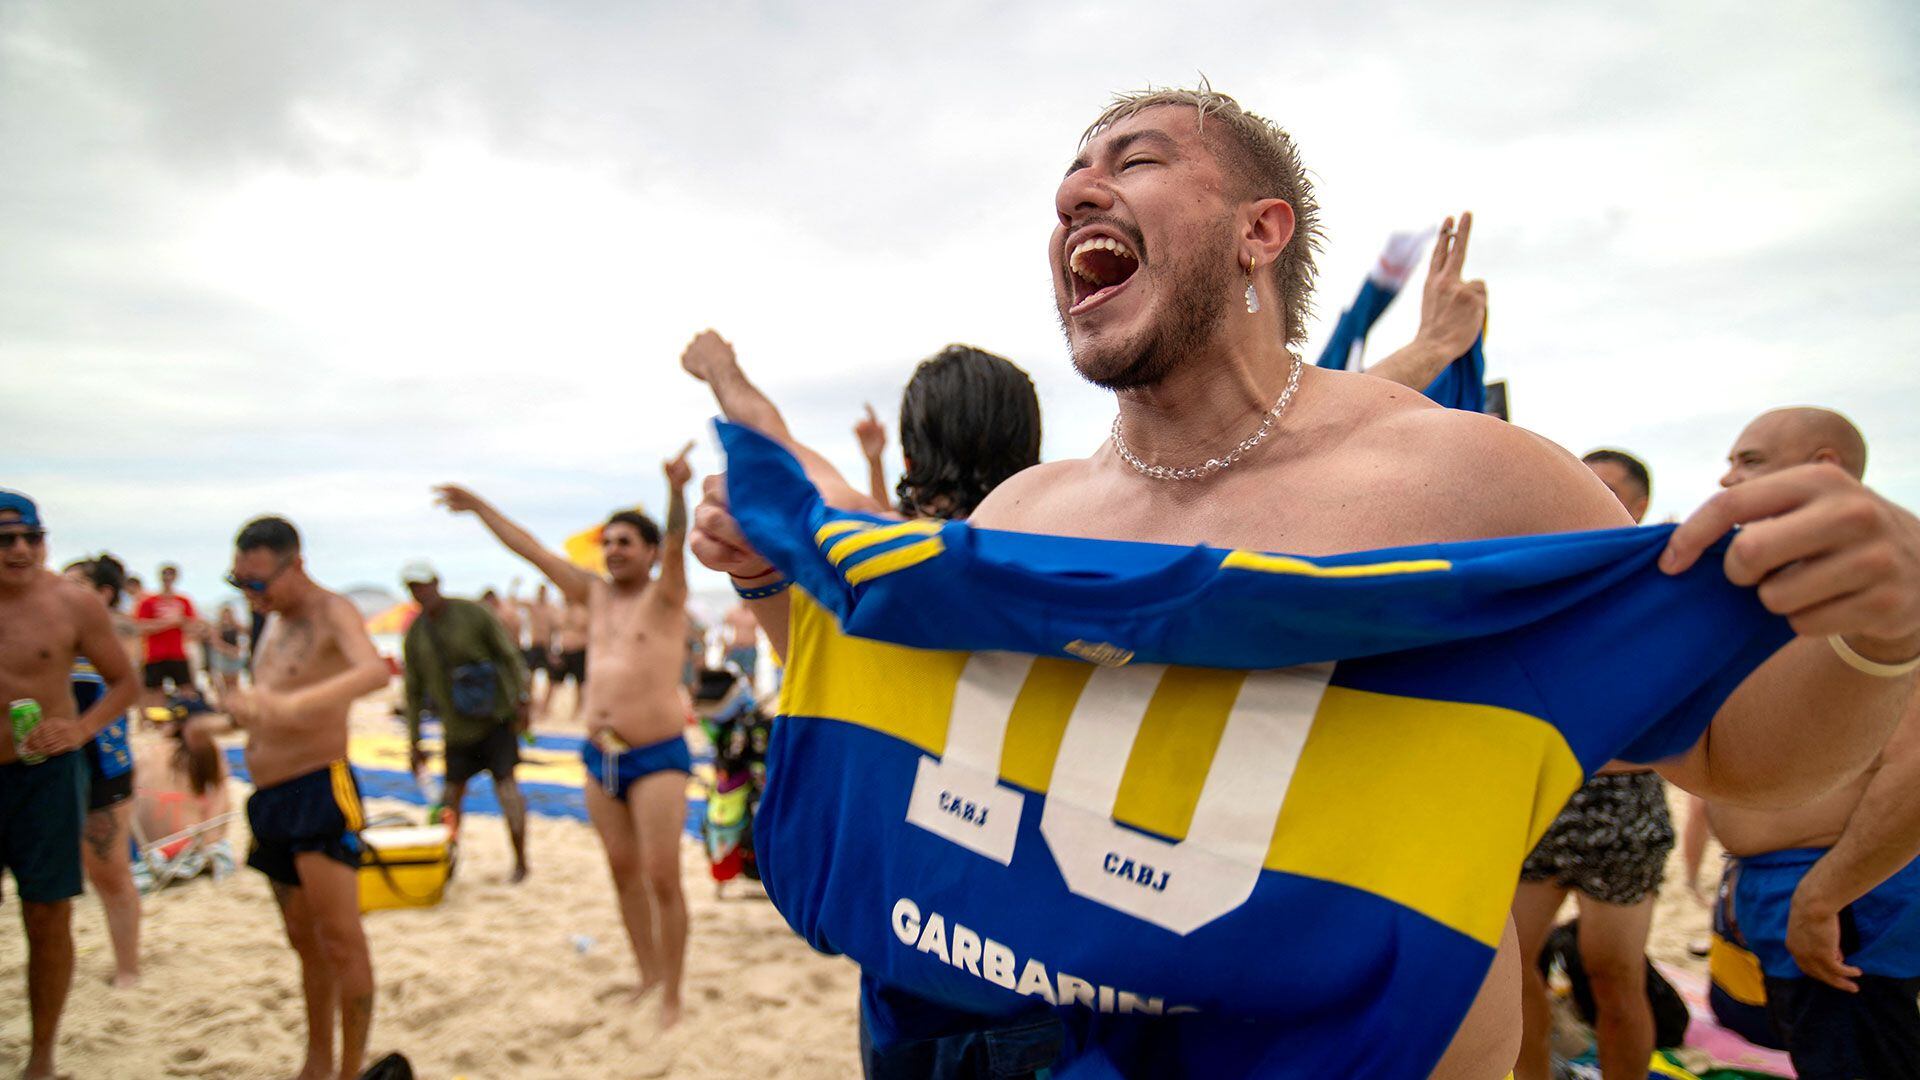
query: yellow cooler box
357 824 456 912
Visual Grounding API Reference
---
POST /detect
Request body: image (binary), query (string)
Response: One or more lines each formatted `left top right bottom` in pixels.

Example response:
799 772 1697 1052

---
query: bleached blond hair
1083 84 1323 347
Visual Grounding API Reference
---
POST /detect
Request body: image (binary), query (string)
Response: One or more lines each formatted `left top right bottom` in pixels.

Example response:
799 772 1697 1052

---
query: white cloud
4 0 1916 607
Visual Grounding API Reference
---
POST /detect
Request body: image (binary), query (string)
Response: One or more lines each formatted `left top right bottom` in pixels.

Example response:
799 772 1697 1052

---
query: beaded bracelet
733 576 793 601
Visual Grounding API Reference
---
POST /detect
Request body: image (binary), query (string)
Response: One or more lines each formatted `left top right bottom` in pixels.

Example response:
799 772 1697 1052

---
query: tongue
1081 249 1138 288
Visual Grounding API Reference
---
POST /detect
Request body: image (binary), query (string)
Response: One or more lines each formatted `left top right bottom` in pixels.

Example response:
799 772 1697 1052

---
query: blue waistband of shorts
1731 847 1827 871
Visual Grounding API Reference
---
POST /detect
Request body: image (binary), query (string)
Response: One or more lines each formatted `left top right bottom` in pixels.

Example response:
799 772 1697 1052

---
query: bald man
1707 407 1920 1078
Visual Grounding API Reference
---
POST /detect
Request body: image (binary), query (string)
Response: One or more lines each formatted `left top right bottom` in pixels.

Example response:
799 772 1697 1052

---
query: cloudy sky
5 0 1916 615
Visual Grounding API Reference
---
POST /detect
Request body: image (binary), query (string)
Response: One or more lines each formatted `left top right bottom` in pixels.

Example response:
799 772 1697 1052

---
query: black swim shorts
445 723 520 786
143 657 194 690
1521 771 1674 906
245 760 365 886
1 751 87 904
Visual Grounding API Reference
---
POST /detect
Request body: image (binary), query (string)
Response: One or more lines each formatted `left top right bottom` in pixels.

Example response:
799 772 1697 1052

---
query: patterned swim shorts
1520 771 1675 906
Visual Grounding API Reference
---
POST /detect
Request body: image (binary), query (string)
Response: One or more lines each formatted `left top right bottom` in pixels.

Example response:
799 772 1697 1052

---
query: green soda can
10 699 45 765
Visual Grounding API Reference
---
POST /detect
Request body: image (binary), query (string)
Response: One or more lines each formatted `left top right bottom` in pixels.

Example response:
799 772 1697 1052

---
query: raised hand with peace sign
1364 211 1489 393
1418 212 1488 360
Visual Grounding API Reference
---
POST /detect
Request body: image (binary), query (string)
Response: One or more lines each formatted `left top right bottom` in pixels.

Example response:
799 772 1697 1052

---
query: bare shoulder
969 459 1101 530
1318 369 1630 537
314 590 367 639
52 572 102 617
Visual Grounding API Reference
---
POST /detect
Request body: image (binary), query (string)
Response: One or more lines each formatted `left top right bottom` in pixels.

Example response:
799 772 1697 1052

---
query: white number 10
905 653 1333 936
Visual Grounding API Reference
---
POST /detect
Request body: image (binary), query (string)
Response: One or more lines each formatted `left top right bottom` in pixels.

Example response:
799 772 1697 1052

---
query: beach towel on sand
718 421 1794 1078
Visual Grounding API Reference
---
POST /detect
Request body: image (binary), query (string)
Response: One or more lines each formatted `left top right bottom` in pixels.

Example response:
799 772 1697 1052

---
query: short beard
1060 234 1237 392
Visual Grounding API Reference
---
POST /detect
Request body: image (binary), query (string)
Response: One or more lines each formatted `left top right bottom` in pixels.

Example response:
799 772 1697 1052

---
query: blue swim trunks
1731 847 1920 980
583 734 692 801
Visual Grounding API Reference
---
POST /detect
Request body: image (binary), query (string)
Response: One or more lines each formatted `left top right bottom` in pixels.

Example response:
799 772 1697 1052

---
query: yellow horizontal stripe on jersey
780 592 964 756
825 520 944 565
845 537 946 586
1222 551 1452 578
814 520 871 546
1263 686 1582 946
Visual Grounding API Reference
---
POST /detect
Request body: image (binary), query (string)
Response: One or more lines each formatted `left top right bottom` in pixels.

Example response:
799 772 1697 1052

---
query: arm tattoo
666 481 688 538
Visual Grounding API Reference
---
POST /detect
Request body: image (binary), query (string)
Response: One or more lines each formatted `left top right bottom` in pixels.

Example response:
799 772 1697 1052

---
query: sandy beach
1 693 862 1080
1 690 1723 1080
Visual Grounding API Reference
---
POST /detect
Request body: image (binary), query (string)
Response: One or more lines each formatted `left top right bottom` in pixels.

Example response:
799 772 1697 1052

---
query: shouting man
227 516 391 1080
690 89 1920 1078
436 443 697 1029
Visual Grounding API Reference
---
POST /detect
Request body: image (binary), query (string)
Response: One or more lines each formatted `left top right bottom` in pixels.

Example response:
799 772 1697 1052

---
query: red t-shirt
136 593 197 662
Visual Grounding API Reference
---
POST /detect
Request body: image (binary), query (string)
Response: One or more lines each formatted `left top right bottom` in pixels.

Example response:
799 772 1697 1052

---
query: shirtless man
1 492 139 1080
549 597 591 723
436 444 697 1029
1705 408 1920 1078
224 516 391 1080
689 88 1920 1077
518 583 556 716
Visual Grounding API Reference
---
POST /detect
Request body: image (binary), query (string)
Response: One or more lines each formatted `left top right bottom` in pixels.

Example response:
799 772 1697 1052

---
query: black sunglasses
0 529 46 548
227 559 292 594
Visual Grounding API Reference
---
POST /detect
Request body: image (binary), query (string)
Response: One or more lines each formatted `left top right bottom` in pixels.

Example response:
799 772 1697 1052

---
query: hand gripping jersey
718 422 1792 1078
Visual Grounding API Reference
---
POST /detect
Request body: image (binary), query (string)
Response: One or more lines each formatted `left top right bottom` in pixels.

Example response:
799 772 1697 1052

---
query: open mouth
1067 235 1140 314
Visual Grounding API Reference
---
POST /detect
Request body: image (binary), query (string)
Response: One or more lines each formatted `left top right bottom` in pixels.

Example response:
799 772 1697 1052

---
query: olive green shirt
401 598 528 748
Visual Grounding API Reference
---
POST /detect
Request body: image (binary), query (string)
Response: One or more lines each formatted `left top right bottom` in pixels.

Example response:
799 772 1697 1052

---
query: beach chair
130 804 240 892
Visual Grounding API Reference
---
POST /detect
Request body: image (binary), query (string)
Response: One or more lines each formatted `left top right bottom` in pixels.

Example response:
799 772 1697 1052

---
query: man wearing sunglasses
224 515 391 1080
0 490 139 1080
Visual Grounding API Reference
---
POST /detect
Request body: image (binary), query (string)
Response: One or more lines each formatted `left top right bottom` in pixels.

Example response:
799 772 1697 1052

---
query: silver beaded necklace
1109 354 1305 481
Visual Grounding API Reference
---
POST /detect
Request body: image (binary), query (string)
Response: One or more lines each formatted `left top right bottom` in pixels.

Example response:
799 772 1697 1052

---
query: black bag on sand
358 1052 414 1080
1540 919 1691 1049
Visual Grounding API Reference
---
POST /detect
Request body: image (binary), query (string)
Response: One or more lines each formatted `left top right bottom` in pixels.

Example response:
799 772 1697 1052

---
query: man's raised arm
1657 465 1920 806
1363 212 1489 393
655 441 695 605
855 404 892 509
680 329 887 514
434 484 596 605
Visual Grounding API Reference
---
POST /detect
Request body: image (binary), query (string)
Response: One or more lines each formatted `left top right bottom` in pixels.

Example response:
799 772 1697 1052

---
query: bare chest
590 590 683 663
253 614 346 692
0 591 81 711
0 592 79 697
1015 463 1494 557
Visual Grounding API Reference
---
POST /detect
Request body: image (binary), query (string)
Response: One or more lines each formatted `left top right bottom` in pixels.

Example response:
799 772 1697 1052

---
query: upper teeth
1069 236 1137 280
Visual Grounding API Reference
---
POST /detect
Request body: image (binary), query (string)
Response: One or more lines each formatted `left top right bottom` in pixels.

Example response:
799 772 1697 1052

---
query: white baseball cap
399 559 439 586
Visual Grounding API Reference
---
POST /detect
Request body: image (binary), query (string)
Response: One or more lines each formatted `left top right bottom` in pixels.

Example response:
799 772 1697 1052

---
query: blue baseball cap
0 490 40 528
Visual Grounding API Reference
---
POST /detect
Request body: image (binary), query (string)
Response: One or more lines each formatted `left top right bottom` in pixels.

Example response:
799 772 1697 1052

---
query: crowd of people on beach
6 83 1920 1080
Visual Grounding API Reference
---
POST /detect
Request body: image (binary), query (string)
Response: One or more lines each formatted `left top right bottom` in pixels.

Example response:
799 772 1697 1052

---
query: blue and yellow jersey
719 422 1792 1078
72 657 132 780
